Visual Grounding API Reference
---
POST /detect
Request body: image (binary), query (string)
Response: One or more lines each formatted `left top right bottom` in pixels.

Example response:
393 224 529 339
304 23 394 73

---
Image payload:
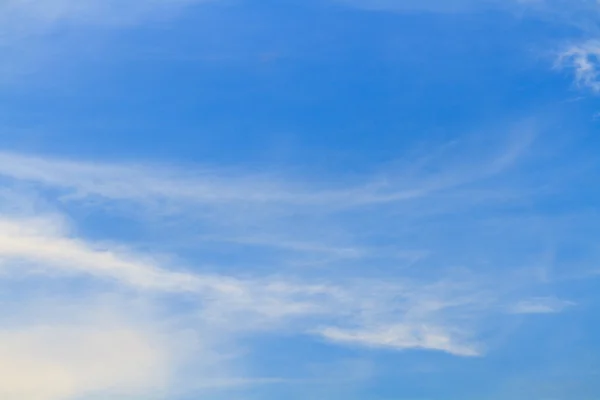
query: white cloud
0 211 488 359
0 152 334 206
0 132 573 398
0 0 207 33
334 0 548 13
0 0 214 83
508 297 575 314
0 213 469 336
0 216 201 292
0 284 256 400
0 129 534 209
0 293 186 400
558 41 600 93
0 0 584 396
319 325 479 356
0 324 169 400
335 0 490 13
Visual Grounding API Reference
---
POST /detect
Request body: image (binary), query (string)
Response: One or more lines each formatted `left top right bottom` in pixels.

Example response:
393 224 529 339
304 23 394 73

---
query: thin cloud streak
0 0 210 35
508 297 575 314
0 213 487 357
0 128 534 210
334 0 558 14
319 325 479 356
0 122 576 399
0 216 200 292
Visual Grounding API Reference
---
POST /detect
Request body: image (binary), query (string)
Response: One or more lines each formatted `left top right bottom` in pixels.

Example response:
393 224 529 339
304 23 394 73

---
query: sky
2 0 600 399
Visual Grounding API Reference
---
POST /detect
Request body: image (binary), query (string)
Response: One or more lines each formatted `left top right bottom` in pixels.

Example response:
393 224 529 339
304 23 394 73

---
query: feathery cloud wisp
0 212 485 357
0 127 534 210
0 125 573 398
0 0 209 33
558 41 600 93
319 325 479 356
334 0 553 13
508 297 575 314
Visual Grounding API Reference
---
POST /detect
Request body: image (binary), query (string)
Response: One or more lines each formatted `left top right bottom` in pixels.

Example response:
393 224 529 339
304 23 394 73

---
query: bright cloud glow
0 324 170 400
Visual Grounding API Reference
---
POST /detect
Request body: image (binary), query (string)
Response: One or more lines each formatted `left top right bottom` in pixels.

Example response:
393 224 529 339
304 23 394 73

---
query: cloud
0 128 575 399
0 127 534 210
0 323 169 400
0 0 587 397
0 292 185 400
0 216 202 292
0 275 260 400
319 325 479 356
0 0 208 33
508 297 575 314
334 0 547 13
0 192 509 368
0 152 339 206
0 202 471 339
0 132 537 284
0 212 485 357
557 41 600 93
335 0 490 13
0 0 215 84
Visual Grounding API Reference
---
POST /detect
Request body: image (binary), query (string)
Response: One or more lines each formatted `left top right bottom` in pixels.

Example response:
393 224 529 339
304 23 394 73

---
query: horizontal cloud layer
0 123 576 398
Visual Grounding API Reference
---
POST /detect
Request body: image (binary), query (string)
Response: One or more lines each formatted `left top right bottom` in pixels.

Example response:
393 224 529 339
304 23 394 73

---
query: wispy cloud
333 0 554 14
0 208 493 400
0 215 200 292
558 41 600 93
0 0 208 33
0 0 591 398
508 297 575 314
0 121 577 398
0 211 489 357
334 0 484 13
319 325 479 356
0 124 535 209
0 0 215 85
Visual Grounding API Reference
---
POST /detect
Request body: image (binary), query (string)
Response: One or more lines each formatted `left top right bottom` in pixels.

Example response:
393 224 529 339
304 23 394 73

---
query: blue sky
2 0 600 399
